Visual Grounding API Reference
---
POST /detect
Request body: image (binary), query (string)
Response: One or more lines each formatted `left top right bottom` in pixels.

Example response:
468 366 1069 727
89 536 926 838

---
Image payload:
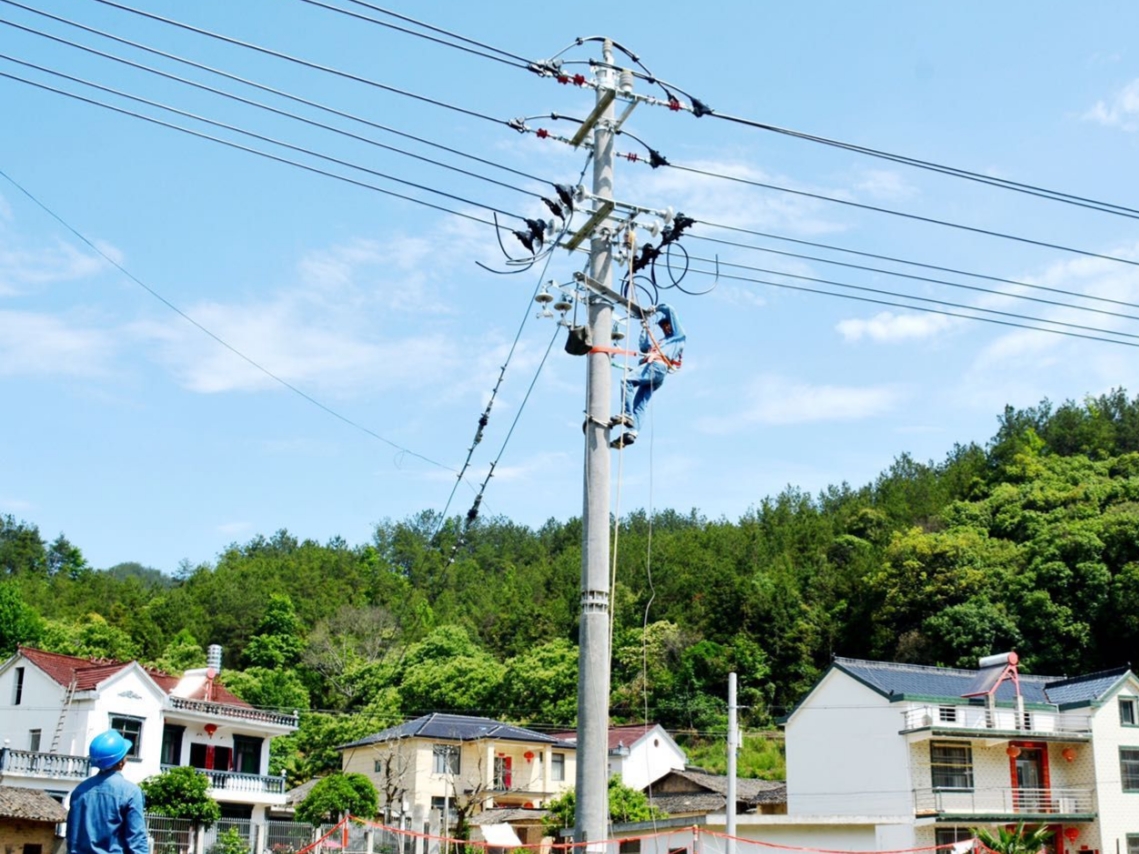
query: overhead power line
685 253 1139 342
668 162 1139 269
690 221 1139 313
706 110 1139 221
84 0 511 127
685 265 1139 350
0 68 514 229
0 0 549 186
0 166 462 473
0 18 543 199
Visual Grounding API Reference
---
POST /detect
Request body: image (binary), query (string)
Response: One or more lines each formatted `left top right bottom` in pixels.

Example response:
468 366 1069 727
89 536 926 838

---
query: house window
28 730 41 752
1126 835 1139 854
109 716 143 760
433 744 460 775
22 845 43 854
430 796 456 823
620 841 642 854
1122 748 1139 792
1121 697 1138 727
13 667 24 705
551 752 565 782
939 706 958 724
493 756 513 791
931 742 974 790
233 735 262 775
935 828 973 849
161 725 184 766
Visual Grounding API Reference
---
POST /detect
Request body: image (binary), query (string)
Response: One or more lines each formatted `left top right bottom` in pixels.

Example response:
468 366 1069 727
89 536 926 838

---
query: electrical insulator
611 324 625 342
554 294 573 313
619 70 634 93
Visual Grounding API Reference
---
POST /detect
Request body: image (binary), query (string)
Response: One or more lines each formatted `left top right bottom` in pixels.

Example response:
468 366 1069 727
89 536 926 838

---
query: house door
1015 748 1045 811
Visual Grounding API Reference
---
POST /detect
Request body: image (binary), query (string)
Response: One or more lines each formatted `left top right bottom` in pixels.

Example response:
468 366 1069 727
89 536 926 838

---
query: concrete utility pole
727 672 739 854
575 39 617 853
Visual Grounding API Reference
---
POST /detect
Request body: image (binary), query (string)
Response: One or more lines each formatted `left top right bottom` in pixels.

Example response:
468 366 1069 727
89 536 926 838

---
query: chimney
207 644 223 675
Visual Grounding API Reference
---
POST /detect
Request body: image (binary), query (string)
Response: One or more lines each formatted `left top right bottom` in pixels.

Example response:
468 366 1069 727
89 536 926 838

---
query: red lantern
1064 828 1079 842
1062 747 1076 762
1006 745 1021 758
524 751 535 762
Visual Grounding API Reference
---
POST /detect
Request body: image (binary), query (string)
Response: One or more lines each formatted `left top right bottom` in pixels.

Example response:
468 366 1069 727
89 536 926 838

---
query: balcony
161 764 286 796
0 748 90 780
901 705 1091 741
914 787 1095 819
167 696 299 728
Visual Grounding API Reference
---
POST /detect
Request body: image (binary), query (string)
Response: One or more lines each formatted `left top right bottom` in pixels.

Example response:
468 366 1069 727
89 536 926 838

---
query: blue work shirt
638 303 685 374
67 768 150 854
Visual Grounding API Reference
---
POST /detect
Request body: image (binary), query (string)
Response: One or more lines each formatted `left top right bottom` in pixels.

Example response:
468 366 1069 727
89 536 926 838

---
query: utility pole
575 39 617 853
727 672 739 854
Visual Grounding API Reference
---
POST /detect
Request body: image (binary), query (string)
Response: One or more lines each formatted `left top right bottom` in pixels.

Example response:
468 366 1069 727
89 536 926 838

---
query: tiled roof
550 724 663 752
340 713 571 749
648 791 725 815
0 785 68 822
833 656 1132 708
16 647 252 708
284 777 323 807
659 769 786 806
471 808 548 824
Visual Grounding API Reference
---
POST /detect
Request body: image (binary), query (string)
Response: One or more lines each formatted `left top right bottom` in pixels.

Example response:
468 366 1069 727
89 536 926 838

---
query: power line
295 0 530 70
705 110 1139 221
686 253 1139 341
690 221 1139 313
668 162 1139 269
84 0 511 127
684 264 1139 350
0 59 528 222
0 166 461 474
687 235 1139 324
0 16 546 199
0 70 512 232
0 0 549 186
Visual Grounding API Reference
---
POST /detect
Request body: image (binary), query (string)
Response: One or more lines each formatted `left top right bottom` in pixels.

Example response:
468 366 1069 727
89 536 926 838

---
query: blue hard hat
89 730 131 770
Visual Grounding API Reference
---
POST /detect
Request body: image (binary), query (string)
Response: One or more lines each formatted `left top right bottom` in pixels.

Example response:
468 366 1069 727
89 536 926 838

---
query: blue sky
3 1 1139 572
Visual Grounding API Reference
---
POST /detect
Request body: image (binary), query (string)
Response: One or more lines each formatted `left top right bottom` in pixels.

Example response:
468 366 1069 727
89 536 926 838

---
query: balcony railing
167 696 299 727
914 787 1095 816
161 764 286 795
0 748 90 779
902 705 1091 736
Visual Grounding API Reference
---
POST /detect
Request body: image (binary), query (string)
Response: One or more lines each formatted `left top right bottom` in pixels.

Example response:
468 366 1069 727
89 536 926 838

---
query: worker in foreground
611 302 685 449
67 730 149 854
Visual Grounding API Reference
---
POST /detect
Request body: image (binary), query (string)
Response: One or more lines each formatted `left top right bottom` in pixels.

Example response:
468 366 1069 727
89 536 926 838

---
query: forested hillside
3 390 1139 783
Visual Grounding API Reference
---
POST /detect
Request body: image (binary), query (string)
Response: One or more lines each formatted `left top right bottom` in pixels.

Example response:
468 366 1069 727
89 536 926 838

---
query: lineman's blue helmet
89 730 131 770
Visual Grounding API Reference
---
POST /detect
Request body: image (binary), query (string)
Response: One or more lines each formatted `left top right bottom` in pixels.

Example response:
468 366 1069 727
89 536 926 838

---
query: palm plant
973 822 1054 854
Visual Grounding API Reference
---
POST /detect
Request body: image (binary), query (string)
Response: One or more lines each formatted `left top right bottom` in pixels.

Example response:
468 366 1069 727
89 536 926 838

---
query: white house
0 646 298 823
552 723 686 791
607 653 1139 854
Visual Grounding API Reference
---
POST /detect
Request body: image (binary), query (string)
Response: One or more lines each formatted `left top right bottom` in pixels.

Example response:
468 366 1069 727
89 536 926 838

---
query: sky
3 1 1139 573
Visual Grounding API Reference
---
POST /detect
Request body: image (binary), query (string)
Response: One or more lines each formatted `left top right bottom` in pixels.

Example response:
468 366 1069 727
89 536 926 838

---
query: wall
784 669 913 818
87 667 167 785
615 729 685 791
0 818 59 854
1089 675 1139 854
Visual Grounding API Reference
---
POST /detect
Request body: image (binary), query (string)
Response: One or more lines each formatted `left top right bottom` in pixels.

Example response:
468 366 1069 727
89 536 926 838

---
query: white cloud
837 310 957 342
0 497 36 514
853 169 916 200
1083 79 1139 131
0 239 110 295
698 374 902 432
0 310 117 377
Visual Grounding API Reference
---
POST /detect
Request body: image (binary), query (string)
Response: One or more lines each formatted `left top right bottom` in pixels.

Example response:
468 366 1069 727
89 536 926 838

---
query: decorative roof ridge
833 655 1057 682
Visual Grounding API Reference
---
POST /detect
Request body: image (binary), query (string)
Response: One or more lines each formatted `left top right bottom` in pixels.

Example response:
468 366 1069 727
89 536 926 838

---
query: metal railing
159 764 286 795
0 747 90 779
902 705 1091 735
168 695 299 727
914 786 1095 815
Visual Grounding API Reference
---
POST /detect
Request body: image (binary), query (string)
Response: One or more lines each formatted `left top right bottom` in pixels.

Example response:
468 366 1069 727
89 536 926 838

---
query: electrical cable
689 233 1139 321
0 166 461 474
684 264 1139 349
295 0 530 70
706 110 1139 221
84 0 513 128
0 0 550 186
0 63 527 225
0 17 546 199
667 162 1139 269
691 221 1139 312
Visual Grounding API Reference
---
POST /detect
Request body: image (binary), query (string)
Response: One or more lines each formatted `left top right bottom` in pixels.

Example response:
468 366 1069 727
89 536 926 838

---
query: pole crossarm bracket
570 88 617 147
564 200 615 251
573 272 651 318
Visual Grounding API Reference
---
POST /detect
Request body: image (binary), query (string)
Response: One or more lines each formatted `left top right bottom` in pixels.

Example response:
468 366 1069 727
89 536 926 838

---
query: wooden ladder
49 674 77 754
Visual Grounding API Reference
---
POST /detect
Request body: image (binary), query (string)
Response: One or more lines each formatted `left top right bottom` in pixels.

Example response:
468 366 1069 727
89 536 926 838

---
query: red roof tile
551 724 660 751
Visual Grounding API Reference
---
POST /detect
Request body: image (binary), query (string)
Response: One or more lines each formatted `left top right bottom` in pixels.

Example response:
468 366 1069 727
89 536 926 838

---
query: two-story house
783 652 1139 853
0 646 298 824
339 712 576 827
551 724 687 791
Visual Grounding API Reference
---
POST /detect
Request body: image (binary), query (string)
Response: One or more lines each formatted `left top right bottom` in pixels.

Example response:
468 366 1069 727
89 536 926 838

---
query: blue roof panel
339 713 568 749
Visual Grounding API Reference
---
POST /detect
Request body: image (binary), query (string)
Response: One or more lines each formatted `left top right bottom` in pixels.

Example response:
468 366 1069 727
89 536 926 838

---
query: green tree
152 629 207 674
541 776 665 836
222 667 310 712
973 821 1053 854
0 581 43 655
502 638 577 725
39 613 139 660
141 766 221 827
397 625 504 714
209 827 250 854
296 773 378 826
